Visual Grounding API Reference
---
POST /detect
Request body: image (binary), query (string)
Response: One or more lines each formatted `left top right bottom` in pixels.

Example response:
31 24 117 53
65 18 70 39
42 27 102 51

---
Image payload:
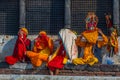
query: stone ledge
64 64 120 72
0 75 120 80
0 69 120 76
0 62 120 76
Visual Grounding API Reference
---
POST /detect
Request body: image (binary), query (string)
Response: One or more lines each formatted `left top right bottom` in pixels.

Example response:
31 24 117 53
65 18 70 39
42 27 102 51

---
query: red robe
5 34 31 65
47 44 66 71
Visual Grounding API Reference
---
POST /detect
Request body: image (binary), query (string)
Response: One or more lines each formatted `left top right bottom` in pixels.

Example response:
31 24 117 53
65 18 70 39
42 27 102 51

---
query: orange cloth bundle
82 29 98 44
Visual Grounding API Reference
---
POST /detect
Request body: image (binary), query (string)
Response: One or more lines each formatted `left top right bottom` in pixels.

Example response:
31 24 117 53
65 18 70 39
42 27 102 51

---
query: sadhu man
26 31 53 68
72 12 108 66
47 28 78 75
5 27 31 65
47 39 67 75
73 29 108 66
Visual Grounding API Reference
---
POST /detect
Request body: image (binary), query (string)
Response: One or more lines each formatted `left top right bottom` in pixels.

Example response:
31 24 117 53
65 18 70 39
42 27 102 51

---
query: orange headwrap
39 31 47 36
20 27 28 35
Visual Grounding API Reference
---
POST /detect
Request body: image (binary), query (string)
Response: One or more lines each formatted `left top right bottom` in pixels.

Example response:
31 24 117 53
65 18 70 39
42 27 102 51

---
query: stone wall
0 35 119 63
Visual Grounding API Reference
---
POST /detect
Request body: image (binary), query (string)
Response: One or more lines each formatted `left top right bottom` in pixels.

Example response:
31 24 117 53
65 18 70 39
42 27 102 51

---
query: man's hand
98 29 103 35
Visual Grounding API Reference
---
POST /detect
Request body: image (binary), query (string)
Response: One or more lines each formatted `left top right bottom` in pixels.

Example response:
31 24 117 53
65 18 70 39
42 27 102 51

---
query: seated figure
73 29 108 66
58 28 78 61
104 12 118 57
47 28 78 75
47 39 67 75
26 31 53 68
5 27 31 65
72 12 108 66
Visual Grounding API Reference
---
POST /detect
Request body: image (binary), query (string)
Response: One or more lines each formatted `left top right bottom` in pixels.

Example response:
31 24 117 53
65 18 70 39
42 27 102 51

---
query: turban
39 31 47 36
20 27 28 35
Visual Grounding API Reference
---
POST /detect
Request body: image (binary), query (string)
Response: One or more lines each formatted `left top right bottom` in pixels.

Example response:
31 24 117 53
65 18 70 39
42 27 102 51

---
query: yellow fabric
48 45 61 62
32 45 39 53
27 47 50 67
97 34 108 48
110 31 118 46
73 42 99 66
73 30 108 66
48 38 54 53
73 56 98 66
109 30 118 53
27 31 53 67
82 30 98 44
63 56 68 64
20 27 28 35
75 37 86 47
48 44 68 65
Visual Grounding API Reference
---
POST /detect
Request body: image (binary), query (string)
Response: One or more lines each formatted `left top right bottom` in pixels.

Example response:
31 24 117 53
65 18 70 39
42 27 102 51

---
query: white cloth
59 29 78 60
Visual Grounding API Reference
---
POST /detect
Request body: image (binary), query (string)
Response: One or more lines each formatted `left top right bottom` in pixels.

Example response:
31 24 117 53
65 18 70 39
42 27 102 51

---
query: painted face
18 29 22 35
86 17 91 22
18 29 26 38
90 16 94 22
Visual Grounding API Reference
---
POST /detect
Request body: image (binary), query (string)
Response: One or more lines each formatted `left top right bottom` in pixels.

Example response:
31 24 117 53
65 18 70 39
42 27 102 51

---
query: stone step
1 62 120 76
0 75 120 80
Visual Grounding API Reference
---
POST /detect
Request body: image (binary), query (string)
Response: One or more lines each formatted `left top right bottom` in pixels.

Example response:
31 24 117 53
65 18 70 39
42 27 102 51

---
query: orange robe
5 34 31 65
73 30 108 66
109 31 118 54
27 36 53 67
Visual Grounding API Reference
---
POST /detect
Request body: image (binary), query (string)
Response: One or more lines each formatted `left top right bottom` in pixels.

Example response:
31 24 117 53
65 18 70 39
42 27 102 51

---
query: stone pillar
113 0 120 56
65 0 71 28
19 0 26 27
113 0 119 31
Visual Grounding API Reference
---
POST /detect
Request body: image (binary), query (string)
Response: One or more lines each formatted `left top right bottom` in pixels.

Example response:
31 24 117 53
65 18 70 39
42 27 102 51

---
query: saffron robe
47 29 78 71
27 35 53 67
73 30 108 66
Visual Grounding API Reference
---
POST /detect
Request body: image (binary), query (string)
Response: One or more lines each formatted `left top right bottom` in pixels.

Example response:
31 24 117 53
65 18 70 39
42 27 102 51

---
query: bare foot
32 66 37 70
49 70 54 75
55 69 59 75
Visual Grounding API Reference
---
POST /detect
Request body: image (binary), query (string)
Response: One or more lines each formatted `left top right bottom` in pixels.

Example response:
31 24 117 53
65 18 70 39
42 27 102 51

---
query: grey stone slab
0 75 119 80
9 62 47 70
